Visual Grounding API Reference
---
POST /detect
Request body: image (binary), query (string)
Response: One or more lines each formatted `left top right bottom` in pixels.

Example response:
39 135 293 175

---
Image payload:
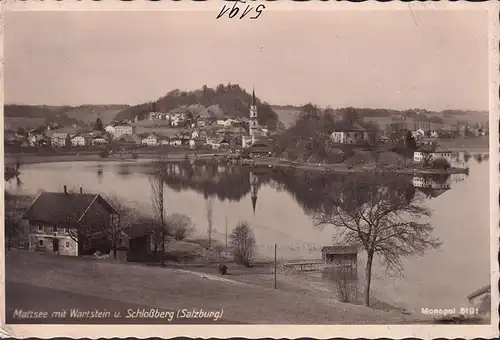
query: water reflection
143 159 464 217
96 164 103 181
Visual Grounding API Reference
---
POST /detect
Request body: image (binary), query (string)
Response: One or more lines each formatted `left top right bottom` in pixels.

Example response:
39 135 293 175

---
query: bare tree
168 213 195 241
150 162 167 266
206 197 214 249
99 194 134 259
313 177 441 307
229 221 256 267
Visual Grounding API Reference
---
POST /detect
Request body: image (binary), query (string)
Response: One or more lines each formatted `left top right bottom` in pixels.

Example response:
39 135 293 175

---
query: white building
141 134 158 146
242 135 253 148
413 150 453 164
330 124 370 145
104 125 115 135
51 132 69 147
71 135 86 147
92 137 107 146
113 122 135 139
170 137 182 146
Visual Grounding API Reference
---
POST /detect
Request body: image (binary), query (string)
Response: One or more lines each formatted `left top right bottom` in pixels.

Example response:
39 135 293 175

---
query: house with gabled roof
467 285 491 317
71 134 86 147
141 133 160 146
112 121 136 138
51 132 70 147
22 186 118 256
330 123 370 145
321 245 358 279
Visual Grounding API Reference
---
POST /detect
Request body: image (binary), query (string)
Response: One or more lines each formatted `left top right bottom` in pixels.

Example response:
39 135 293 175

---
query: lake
5 151 491 314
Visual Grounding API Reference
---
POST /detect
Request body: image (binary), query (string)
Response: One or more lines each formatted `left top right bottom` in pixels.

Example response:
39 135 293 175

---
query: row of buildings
6 92 270 151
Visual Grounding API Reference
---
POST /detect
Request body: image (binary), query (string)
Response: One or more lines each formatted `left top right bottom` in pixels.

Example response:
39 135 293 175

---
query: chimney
80 187 83 194
64 185 67 195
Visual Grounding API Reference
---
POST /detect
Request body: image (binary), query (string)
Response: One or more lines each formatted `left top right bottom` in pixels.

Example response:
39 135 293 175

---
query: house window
38 225 43 232
53 226 58 232
65 241 70 248
39 239 44 246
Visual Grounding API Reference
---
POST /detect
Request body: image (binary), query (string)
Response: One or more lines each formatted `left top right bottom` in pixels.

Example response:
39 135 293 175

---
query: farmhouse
22 186 118 256
329 123 370 145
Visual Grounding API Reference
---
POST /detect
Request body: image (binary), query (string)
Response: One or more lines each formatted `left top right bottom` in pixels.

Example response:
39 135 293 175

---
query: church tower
249 88 259 145
250 171 259 215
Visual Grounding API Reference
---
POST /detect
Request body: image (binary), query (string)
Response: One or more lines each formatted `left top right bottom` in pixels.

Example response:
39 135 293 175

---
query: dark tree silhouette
150 161 168 266
94 117 104 131
313 177 441 307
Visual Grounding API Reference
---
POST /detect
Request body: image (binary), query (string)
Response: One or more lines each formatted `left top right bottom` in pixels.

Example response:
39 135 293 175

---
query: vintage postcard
1 0 498 339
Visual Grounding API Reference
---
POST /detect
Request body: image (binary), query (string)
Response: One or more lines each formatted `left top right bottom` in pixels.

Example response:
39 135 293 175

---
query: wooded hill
113 84 281 130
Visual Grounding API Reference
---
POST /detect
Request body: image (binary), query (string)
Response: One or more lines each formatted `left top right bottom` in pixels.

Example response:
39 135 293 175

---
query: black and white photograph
2 2 498 338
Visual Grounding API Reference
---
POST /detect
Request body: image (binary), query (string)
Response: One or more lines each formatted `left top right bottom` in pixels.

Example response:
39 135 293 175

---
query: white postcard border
0 1 498 339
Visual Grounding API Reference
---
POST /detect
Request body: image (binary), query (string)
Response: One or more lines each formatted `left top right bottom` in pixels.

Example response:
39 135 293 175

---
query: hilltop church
242 89 272 158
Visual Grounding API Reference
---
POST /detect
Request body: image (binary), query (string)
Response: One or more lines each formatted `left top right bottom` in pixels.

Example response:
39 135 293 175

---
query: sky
4 10 489 111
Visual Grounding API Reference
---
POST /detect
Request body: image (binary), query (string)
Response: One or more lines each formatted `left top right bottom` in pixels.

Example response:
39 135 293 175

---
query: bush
432 158 451 170
229 221 256 267
323 265 358 303
167 213 195 241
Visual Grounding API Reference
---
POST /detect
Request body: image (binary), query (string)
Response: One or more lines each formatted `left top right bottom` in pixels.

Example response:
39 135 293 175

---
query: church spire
251 195 257 215
252 87 256 106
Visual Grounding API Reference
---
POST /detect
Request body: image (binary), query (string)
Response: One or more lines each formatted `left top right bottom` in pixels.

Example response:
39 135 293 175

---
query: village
4 92 271 153
5 89 491 325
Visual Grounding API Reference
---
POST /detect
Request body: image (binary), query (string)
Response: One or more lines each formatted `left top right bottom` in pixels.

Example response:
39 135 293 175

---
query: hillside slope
4 104 129 130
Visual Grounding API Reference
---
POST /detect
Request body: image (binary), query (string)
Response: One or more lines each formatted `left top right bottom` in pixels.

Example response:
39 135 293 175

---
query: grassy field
4 117 47 131
5 250 420 324
63 105 129 125
272 106 301 128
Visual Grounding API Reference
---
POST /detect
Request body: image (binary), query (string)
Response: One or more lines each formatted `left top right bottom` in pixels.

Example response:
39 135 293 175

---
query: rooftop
22 190 117 225
321 245 359 255
467 285 490 300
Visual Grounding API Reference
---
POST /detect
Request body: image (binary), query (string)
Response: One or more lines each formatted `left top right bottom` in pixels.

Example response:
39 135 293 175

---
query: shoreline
6 152 471 176
4 151 228 166
252 158 471 176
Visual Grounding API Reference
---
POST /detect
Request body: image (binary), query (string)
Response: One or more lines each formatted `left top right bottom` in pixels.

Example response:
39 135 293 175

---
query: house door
52 238 59 252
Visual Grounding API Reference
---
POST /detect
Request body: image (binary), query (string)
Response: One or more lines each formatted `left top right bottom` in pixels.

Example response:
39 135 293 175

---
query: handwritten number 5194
217 0 265 20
